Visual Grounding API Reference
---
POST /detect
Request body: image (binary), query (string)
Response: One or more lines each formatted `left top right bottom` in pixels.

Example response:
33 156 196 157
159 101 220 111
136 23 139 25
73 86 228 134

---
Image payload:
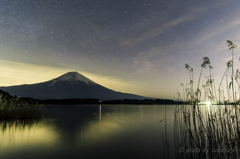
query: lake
0 105 186 159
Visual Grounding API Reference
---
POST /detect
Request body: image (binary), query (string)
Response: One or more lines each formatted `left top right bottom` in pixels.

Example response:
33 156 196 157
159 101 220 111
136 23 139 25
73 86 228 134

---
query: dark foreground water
0 105 176 159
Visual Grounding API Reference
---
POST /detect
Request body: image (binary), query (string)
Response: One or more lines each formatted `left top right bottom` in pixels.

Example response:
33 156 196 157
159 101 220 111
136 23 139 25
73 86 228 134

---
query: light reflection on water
0 120 59 159
0 120 58 147
0 105 176 159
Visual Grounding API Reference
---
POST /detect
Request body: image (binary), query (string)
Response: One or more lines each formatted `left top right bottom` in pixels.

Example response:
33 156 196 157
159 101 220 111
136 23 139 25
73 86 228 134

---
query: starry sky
0 0 240 99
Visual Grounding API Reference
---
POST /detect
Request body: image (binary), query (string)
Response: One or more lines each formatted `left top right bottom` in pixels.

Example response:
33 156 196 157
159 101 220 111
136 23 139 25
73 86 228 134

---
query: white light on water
206 101 211 105
199 101 212 105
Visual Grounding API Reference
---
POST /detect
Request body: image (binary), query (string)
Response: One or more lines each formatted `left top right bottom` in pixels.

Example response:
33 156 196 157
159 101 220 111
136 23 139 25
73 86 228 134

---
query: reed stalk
168 40 240 158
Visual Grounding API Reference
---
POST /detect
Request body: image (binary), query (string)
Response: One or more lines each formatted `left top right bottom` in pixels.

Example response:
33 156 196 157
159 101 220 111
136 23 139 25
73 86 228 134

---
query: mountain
0 72 151 100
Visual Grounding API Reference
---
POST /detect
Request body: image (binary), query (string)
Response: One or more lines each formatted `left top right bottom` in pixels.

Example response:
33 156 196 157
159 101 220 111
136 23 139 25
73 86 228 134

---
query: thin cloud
119 7 202 47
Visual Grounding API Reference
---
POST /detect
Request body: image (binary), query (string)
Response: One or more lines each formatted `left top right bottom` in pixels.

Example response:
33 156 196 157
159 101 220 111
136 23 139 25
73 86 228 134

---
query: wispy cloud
119 7 203 47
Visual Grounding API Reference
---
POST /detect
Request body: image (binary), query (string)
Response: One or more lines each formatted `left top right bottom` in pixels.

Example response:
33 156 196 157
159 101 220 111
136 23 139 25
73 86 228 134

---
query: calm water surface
0 105 176 159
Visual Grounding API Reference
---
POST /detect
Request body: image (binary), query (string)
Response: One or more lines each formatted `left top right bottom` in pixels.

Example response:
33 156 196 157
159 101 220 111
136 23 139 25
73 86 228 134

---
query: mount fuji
0 72 150 100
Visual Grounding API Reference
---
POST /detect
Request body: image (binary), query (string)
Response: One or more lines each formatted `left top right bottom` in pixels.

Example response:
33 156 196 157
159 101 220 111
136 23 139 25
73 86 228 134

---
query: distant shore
21 98 184 105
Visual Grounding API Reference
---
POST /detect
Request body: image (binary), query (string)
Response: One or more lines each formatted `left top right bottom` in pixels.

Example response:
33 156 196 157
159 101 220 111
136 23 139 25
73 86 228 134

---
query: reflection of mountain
0 72 150 100
0 105 164 158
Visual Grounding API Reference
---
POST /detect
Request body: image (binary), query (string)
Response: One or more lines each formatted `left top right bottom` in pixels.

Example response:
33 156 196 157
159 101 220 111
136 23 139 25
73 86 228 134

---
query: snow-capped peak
50 72 96 85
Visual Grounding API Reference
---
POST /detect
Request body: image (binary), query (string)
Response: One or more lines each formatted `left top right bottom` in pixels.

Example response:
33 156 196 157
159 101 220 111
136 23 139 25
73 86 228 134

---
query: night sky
1 0 240 99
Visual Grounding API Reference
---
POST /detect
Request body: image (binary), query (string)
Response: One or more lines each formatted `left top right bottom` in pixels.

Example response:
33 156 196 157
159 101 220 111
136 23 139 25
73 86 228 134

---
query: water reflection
99 105 101 122
172 104 240 159
0 119 59 158
0 105 172 159
76 105 168 158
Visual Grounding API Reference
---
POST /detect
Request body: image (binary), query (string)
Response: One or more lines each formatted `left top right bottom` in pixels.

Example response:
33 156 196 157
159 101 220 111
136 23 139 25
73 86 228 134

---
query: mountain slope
0 72 150 100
